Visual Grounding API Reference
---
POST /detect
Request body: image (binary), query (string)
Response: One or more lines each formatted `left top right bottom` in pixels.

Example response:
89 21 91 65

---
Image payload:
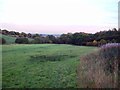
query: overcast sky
0 0 119 34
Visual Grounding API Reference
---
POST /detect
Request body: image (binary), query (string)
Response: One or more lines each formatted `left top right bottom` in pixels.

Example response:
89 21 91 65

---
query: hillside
0 34 16 44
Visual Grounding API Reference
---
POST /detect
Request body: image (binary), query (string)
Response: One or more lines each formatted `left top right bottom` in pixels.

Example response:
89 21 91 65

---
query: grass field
2 44 97 88
0 34 16 44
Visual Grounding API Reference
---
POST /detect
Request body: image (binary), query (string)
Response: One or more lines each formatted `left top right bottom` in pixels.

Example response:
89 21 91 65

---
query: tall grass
77 43 120 88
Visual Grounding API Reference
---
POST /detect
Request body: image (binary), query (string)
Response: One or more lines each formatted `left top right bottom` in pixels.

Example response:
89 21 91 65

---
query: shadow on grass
29 54 76 62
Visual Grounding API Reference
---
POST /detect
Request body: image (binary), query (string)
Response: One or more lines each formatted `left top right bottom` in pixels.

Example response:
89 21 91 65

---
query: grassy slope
0 34 16 44
0 34 33 44
2 44 97 88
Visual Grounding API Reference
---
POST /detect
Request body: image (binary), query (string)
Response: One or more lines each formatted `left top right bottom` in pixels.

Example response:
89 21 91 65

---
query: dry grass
77 43 120 88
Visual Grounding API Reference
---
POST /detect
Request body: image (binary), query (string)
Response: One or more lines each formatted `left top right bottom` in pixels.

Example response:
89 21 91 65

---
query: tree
2 30 9 35
59 34 72 44
111 39 116 43
92 40 98 46
20 32 27 37
31 37 40 44
31 37 47 44
0 38 6 44
86 42 93 46
71 33 87 45
9 31 16 35
27 33 32 38
32 34 40 38
46 35 56 43
99 39 107 46
112 28 117 31
15 37 29 44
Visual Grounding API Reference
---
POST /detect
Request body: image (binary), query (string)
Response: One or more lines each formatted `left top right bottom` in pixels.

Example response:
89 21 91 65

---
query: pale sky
0 0 119 34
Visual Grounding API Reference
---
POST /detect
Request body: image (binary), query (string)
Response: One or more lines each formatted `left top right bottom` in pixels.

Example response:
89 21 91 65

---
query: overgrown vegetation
77 43 120 88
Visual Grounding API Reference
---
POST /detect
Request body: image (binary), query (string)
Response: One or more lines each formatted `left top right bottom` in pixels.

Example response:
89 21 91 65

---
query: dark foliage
1 28 120 45
0 38 6 44
15 37 29 44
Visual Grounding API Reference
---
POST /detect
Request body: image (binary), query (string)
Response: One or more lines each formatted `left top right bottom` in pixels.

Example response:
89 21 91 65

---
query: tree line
0 28 120 46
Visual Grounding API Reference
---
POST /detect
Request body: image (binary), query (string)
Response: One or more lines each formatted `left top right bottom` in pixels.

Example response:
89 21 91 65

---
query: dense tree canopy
1 28 120 46
15 37 29 44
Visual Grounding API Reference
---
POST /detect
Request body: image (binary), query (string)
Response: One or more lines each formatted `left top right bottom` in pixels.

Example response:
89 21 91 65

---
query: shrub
99 39 107 46
86 42 93 46
92 40 98 46
30 37 41 44
77 43 120 88
0 38 6 44
30 37 45 44
15 37 29 44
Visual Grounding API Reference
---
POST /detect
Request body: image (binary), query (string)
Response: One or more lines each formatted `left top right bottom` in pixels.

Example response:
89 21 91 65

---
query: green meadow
0 34 16 44
2 44 96 88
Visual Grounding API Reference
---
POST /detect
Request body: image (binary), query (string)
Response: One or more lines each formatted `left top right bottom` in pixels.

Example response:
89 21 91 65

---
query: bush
99 39 107 46
30 37 40 44
86 42 93 46
0 38 6 44
77 43 120 88
15 37 29 44
92 40 98 46
30 37 45 44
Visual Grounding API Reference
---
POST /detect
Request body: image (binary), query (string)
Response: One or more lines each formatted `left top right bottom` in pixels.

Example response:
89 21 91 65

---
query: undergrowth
77 43 120 88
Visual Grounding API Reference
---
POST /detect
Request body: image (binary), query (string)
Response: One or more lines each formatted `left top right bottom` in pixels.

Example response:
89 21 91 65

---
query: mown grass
0 34 16 44
2 44 96 88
